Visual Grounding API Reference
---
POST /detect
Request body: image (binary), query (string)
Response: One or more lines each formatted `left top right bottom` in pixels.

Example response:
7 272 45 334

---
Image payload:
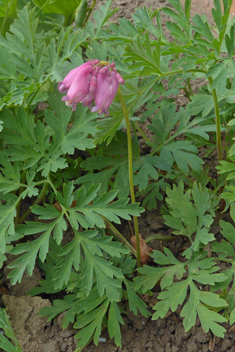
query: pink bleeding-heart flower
91 67 122 116
58 60 124 114
58 60 99 111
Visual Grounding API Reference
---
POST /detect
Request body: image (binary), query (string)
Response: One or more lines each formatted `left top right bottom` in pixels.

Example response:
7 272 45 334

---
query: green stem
15 170 27 225
145 234 176 243
134 121 151 144
131 121 140 158
0 0 14 36
102 216 137 256
159 68 207 79
117 87 141 268
26 85 41 110
187 78 194 96
208 76 222 161
182 87 191 101
18 182 48 224
84 0 97 25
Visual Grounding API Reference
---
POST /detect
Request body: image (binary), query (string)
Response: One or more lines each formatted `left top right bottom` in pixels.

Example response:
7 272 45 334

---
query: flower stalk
208 76 222 161
117 87 142 268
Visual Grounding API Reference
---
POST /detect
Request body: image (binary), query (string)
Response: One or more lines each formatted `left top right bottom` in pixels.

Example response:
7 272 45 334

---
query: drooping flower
91 66 124 115
82 72 97 108
58 60 99 111
58 60 124 114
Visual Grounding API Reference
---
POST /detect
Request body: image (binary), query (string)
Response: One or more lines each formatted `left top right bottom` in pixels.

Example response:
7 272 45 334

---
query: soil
1 1 235 352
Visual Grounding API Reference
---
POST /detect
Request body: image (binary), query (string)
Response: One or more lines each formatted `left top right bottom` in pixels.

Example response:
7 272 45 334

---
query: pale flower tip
58 82 67 93
116 72 125 85
65 101 77 111
71 103 77 111
91 106 99 113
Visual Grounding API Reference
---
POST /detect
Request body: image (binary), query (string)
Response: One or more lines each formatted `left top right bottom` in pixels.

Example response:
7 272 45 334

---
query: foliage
0 308 22 352
1 0 235 350
134 182 228 337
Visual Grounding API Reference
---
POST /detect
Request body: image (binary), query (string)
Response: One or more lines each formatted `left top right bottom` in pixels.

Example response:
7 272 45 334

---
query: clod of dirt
2 295 77 352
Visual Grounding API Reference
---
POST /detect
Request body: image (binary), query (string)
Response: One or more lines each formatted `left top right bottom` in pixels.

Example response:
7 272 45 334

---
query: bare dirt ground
1 1 235 352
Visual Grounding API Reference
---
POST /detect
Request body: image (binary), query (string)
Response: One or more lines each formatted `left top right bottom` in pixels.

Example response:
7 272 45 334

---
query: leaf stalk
102 216 137 256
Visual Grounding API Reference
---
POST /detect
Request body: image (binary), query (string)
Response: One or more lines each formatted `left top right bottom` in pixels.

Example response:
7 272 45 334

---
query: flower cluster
58 60 124 115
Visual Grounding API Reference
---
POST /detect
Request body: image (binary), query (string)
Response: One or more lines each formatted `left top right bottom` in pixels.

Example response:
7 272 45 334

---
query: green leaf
39 295 78 322
0 47 17 80
133 265 167 293
74 299 110 347
108 301 124 347
152 280 189 319
166 21 189 42
181 282 227 337
192 14 214 42
37 151 68 177
8 213 66 284
164 182 215 253
198 302 227 337
32 0 82 19
0 154 21 193
132 7 161 38
225 23 235 57
123 33 162 75
217 156 235 181
67 184 144 229
75 0 88 27
47 91 96 154
148 104 207 173
0 308 22 352
212 239 235 258
80 247 123 300
161 141 203 174
99 17 139 43
45 91 73 137
0 0 17 17
230 307 235 325
134 248 185 292
221 185 235 202
212 0 223 30
162 0 190 35
9 4 37 56
125 280 151 318
188 93 215 117
137 178 170 210
52 229 128 296
76 167 118 195
0 108 50 170
192 267 226 286
114 162 129 199
94 114 124 145
220 220 235 247
91 0 117 37
133 156 159 191
0 202 17 255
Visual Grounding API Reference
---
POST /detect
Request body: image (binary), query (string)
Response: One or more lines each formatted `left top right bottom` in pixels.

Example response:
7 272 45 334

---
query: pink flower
58 60 124 114
58 60 99 111
82 73 97 108
91 67 124 115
